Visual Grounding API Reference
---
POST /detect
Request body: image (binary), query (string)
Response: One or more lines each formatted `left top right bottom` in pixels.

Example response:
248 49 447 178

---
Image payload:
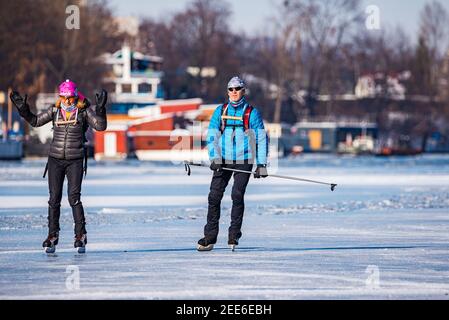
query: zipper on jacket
63 125 68 159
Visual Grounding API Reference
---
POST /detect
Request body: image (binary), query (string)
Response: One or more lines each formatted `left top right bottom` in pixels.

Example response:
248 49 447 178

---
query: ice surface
0 155 449 299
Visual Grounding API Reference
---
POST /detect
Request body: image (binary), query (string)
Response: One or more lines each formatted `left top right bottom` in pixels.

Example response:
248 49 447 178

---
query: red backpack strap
220 103 228 132
243 105 253 131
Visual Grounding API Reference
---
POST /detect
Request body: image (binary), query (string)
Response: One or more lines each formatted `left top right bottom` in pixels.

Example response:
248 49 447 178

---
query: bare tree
414 0 449 102
269 1 303 123
419 0 449 61
351 25 414 80
414 1 449 150
0 0 122 99
169 0 238 101
238 0 362 122
45 0 123 94
289 0 363 116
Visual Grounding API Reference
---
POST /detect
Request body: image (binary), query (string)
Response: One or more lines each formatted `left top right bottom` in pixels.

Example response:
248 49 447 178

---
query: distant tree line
0 0 123 99
1 0 449 144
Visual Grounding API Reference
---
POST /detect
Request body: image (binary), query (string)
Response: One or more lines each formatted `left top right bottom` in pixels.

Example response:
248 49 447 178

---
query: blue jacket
207 100 268 165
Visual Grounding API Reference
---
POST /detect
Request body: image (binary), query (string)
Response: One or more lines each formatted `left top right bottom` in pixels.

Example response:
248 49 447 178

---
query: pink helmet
58 79 84 100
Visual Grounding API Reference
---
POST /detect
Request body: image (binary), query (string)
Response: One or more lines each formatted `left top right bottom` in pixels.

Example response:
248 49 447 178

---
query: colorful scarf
60 101 77 121
229 96 246 108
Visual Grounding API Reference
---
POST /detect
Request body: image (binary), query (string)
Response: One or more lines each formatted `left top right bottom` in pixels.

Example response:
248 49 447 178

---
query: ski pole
184 161 337 191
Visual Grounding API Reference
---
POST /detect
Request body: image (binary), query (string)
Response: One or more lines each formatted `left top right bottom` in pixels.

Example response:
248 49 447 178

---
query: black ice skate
42 233 59 254
228 239 239 251
74 234 87 253
197 237 215 251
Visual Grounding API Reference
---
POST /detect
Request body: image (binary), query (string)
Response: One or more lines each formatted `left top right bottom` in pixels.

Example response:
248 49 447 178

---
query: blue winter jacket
207 100 268 165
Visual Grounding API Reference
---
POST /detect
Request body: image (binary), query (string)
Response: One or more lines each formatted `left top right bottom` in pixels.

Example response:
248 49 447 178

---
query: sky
107 0 449 41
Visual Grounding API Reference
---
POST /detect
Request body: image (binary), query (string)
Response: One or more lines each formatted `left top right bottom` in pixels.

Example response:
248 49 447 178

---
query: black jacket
20 99 107 160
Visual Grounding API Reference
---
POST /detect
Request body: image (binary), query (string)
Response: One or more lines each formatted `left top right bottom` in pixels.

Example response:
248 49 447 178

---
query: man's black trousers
204 163 253 242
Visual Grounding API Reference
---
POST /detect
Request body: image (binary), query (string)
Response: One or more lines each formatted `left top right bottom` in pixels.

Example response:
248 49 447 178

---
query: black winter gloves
254 164 268 179
10 91 29 114
210 160 223 172
95 89 108 116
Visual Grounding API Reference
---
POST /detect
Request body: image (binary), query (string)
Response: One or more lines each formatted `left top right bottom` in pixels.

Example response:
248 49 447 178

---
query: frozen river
0 155 449 299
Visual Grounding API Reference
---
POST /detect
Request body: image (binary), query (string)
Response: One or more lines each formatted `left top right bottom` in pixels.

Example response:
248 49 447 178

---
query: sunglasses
228 87 243 92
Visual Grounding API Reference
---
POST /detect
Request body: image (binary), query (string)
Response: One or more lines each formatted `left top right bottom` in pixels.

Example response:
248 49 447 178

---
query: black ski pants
47 156 86 236
204 163 253 243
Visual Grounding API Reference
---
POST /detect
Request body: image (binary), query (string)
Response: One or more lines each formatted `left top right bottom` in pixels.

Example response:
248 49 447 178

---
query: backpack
220 103 253 133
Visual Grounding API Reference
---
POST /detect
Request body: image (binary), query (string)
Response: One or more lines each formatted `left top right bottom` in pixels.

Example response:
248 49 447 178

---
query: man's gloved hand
254 164 268 179
210 160 223 172
95 89 108 115
10 91 29 112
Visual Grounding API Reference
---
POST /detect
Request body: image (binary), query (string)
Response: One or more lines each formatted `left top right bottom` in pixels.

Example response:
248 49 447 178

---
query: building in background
355 71 410 100
280 121 378 155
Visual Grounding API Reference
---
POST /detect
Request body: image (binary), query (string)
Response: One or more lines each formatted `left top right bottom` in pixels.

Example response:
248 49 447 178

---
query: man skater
197 76 268 251
10 80 107 253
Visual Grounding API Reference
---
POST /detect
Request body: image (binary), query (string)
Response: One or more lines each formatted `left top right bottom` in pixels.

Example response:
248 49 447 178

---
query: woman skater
10 80 107 253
